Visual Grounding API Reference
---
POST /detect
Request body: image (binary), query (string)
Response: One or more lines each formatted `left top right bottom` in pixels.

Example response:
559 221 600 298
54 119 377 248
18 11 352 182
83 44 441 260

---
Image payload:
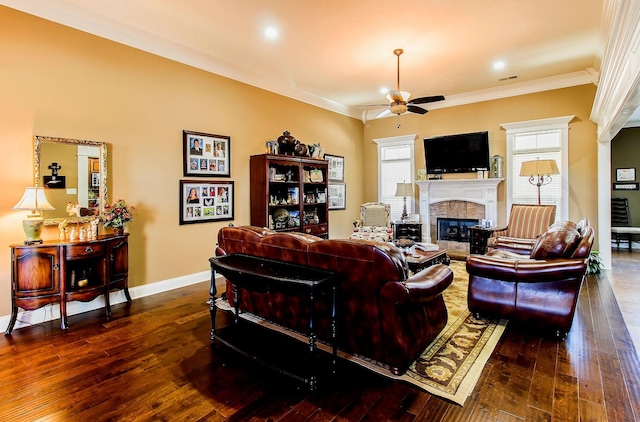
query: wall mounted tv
423 131 490 174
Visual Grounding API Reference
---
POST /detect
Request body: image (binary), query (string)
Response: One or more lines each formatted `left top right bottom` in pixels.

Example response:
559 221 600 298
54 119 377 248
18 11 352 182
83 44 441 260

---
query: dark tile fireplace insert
437 218 480 242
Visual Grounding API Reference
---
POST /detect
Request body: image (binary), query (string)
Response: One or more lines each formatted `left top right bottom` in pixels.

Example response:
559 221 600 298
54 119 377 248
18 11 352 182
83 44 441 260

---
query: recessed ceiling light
493 61 505 70
264 26 279 40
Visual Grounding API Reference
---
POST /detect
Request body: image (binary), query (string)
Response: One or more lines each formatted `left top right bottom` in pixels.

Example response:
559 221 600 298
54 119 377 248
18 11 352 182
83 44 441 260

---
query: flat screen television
423 131 490 174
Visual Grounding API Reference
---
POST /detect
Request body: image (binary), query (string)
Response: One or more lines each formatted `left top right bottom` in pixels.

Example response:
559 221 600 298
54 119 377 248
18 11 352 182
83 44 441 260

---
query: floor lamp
519 159 559 204
395 181 413 221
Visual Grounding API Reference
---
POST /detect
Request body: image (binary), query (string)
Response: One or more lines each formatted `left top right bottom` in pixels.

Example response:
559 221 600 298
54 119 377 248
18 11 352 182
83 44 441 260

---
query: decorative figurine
58 220 69 241
90 218 99 239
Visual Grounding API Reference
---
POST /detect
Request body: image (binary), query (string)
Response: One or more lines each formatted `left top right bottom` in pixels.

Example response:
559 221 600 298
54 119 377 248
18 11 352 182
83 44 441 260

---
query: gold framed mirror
34 135 108 225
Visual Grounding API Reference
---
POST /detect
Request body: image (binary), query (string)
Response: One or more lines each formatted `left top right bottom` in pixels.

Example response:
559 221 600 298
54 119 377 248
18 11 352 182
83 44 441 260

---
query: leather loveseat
215 225 453 375
466 219 594 337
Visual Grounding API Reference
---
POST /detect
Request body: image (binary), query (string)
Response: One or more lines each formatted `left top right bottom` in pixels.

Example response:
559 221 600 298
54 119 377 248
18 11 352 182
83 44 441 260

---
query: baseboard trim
0 270 213 334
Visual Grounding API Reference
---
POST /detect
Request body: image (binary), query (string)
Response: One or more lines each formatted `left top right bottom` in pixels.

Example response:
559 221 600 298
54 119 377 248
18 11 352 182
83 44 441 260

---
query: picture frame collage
180 130 234 224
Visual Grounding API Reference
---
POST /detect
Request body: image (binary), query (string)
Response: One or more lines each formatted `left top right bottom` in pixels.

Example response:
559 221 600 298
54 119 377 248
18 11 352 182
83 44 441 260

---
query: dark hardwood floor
1 251 639 421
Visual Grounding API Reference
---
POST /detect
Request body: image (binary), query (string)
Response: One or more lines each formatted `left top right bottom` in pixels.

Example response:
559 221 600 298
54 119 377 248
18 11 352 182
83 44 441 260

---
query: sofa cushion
530 224 581 259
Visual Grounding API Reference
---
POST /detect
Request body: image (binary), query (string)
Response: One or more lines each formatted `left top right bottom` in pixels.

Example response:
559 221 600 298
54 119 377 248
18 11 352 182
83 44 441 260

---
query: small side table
392 221 422 242
469 226 495 255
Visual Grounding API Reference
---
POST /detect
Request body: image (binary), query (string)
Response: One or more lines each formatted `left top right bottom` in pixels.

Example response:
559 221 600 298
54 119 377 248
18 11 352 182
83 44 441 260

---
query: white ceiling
2 0 608 120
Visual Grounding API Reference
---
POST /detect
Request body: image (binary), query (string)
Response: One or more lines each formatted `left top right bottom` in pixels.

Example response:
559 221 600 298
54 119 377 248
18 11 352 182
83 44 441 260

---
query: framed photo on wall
328 183 346 210
616 167 636 182
325 154 344 182
183 130 231 177
179 180 234 224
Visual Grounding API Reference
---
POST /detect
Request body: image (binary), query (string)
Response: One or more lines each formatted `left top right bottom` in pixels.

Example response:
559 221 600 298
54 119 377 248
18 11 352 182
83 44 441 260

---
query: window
501 116 573 221
373 135 416 221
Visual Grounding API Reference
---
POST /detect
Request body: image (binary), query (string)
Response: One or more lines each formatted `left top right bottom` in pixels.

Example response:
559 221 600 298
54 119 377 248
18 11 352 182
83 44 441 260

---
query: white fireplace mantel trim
415 178 503 242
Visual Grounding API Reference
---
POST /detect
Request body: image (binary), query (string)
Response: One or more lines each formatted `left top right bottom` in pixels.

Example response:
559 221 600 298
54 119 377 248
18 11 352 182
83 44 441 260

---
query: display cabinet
250 154 329 238
7 234 130 334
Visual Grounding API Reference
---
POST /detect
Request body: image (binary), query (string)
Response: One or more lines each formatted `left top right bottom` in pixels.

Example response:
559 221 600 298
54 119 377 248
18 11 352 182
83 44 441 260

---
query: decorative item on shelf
417 169 427 181
519 159 559 204
265 140 278 155
491 155 504 178
273 208 290 229
309 143 325 159
276 130 299 156
58 219 69 240
309 169 323 182
12 186 55 244
294 143 308 157
395 181 414 221
90 218 99 239
103 199 135 234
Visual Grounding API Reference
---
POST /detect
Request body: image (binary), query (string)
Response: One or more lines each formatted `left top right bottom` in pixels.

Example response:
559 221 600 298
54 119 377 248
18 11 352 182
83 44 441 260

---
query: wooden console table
7 234 130 334
209 253 337 390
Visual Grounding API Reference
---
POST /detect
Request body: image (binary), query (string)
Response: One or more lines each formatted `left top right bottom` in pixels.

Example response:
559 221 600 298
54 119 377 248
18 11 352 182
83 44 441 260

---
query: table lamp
519 159 559 204
13 187 55 244
395 181 413 221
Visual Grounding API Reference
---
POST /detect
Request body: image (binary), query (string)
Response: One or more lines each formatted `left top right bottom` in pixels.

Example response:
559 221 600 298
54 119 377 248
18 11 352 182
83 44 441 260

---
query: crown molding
590 0 640 142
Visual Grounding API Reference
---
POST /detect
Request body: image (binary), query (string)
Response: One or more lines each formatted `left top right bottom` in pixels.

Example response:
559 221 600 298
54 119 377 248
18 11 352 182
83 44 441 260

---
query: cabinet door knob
53 264 60 271
85 246 94 253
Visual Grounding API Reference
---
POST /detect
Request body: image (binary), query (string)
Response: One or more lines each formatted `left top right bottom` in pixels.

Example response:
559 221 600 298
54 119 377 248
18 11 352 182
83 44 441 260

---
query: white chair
349 202 393 242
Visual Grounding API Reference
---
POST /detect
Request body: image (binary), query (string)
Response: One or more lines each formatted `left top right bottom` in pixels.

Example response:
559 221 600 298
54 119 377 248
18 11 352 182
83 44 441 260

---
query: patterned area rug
216 260 506 406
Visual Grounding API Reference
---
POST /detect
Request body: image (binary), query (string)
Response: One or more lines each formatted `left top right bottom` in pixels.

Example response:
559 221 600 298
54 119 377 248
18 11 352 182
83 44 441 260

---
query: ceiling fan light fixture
390 102 407 115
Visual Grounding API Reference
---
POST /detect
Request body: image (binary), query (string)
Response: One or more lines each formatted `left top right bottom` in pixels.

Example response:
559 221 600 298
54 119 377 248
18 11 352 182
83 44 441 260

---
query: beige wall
0 7 362 316
362 84 599 235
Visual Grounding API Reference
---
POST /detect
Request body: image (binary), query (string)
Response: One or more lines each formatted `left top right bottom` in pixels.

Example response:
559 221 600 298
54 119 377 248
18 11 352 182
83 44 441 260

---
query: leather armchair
487 204 556 255
350 202 393 242
467 218 594 337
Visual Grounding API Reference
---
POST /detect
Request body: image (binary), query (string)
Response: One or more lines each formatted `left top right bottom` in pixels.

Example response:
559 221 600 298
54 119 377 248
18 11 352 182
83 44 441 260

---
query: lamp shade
395 182 413 197
13 187 55 211
519 159 559 177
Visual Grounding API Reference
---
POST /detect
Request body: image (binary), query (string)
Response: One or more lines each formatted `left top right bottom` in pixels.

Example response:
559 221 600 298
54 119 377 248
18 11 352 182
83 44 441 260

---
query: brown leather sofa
215 225 454 375
466 219 594 337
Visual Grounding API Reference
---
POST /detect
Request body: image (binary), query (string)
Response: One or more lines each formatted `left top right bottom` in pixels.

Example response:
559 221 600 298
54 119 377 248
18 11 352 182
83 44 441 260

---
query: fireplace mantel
415 178 503 242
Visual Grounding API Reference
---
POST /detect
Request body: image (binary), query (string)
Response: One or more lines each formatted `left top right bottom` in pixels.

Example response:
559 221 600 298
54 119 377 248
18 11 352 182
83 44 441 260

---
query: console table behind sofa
214 225 454 376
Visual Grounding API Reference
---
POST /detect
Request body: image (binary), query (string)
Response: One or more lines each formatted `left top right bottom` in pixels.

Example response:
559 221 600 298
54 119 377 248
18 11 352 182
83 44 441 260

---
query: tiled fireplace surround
415 179 502 257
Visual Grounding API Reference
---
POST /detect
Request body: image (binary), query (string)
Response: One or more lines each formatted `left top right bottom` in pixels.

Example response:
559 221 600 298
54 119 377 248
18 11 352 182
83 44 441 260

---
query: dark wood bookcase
250 154 329 238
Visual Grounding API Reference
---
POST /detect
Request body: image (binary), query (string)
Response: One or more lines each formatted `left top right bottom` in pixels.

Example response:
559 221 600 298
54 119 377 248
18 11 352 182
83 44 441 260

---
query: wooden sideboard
6 234 130 334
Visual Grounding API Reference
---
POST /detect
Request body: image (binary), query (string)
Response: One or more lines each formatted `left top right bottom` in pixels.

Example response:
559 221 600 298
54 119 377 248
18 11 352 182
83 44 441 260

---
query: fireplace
437 218 479 242
415 178 502 258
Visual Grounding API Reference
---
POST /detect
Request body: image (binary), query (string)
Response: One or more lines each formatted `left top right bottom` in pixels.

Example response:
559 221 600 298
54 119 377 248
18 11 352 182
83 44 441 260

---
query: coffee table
403 247 450 273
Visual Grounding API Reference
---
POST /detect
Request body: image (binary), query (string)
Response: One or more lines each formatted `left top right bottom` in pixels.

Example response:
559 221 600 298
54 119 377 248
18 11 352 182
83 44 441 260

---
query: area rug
215 259 507 405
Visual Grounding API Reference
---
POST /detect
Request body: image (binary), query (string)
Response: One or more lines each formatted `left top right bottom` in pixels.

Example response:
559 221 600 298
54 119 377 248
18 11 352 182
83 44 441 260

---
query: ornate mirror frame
34 135 109 225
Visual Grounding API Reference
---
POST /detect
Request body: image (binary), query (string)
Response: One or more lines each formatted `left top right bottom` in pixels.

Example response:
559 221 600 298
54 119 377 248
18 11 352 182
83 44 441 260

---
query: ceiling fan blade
409 95 445 105
407 105 428 115
376 109 392 119
355 103 391 108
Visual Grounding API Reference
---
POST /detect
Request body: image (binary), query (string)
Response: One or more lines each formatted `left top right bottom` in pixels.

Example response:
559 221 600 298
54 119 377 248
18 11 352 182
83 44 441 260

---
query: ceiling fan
360 49 445 120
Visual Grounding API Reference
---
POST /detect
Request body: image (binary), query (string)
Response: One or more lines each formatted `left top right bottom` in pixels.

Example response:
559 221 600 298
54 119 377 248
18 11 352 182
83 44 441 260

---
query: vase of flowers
103 199 134 234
